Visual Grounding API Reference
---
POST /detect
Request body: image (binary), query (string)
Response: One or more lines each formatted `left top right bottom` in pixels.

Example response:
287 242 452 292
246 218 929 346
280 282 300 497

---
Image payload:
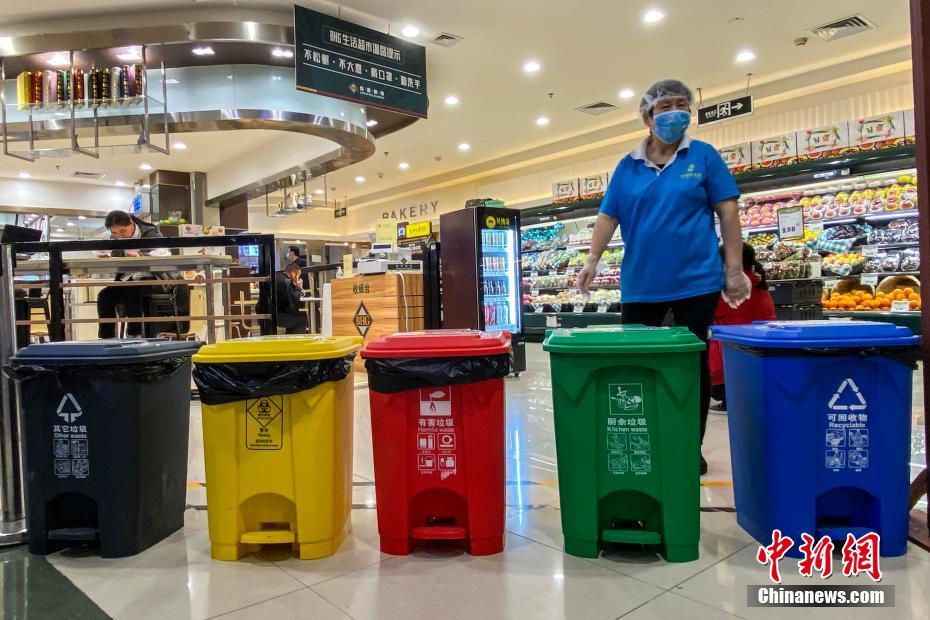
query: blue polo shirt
599 137 740 303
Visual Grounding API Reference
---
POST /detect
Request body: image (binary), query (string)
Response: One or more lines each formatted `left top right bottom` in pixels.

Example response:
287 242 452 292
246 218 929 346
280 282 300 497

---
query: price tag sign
530 271 538 278
824 278 839 290
891 300 911 312
807 221 824 233
741 227 750 240
573 303 584 313
777 205 804 241
530 289 539 296
861 246 879 258
597 304 608 313
545 315 559 328
860 273 879 286
549 270 557 276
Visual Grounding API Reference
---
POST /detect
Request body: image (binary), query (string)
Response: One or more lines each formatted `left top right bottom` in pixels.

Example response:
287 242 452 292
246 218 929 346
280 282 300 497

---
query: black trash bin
8 339 201 557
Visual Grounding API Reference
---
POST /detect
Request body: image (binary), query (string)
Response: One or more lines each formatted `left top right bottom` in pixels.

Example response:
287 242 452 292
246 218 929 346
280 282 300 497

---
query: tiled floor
1 343 928 619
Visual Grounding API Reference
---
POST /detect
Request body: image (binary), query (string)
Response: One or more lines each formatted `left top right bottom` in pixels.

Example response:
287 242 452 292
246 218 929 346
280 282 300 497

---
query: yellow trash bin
192 335 361 561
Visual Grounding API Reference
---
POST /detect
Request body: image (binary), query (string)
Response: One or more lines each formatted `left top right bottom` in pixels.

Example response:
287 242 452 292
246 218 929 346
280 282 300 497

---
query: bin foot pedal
412 526 467 540
240 530 295 545
602 528 661 545
816 526 872 541
48 527 99 541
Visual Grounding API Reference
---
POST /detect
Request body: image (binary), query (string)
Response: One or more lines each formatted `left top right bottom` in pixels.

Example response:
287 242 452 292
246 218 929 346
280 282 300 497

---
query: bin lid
12 338 202 364
543 325 705 353
192 335 361 363
711 320 920 349
361 330 511 358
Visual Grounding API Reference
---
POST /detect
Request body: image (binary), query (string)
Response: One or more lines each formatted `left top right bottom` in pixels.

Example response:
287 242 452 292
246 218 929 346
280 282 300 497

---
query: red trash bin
361 330 511 556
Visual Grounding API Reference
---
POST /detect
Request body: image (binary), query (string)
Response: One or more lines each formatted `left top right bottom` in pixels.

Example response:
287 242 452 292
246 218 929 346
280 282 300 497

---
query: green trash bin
543 326 705 562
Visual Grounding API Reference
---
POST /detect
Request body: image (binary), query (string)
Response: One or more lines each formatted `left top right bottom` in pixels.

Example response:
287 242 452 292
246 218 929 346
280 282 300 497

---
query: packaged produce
900 249 920 272
880 252 902 273
822 252 864 276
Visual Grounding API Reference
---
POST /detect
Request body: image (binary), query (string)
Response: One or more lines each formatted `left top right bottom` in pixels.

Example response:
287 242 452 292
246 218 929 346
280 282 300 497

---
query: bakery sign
353 302 372 337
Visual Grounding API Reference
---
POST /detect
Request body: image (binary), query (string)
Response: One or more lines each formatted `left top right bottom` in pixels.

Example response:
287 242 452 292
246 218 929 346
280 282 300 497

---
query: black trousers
621 291 720 443
97 285 160 338
277 312 309 334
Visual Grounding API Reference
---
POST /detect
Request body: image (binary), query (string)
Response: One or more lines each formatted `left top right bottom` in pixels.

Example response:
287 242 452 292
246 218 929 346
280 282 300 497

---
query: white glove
721 269 752 309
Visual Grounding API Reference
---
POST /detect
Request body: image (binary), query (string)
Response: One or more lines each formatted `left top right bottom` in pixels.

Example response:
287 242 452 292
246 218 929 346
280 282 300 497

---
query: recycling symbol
828 378 867 411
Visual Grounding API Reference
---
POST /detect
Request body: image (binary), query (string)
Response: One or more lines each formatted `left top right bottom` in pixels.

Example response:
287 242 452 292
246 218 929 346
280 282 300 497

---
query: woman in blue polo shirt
577 79 750 475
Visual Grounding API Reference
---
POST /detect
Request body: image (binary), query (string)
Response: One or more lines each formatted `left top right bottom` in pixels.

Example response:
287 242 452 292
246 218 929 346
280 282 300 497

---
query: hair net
639 79 694 114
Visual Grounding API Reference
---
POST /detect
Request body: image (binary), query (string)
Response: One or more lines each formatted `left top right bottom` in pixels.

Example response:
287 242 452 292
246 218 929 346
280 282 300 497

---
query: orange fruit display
822 287 921 312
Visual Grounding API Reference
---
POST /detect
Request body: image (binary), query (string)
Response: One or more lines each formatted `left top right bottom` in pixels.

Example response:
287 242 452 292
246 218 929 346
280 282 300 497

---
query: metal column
0 245 26 545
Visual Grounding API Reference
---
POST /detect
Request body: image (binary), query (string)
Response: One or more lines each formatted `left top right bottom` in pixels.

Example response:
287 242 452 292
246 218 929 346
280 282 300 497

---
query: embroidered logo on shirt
680 163 703 180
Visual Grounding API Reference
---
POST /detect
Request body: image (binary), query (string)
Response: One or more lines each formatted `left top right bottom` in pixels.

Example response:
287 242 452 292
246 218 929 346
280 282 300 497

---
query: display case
439 205 526 372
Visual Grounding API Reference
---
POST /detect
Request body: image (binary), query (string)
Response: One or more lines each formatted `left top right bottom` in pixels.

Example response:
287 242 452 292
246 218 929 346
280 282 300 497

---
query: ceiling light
535 116 550 126
272 75 282 81
458 142 471 152
355 176 366 183
117 47 143 62
18 171 30 179
78 215 87 220
47 53 70 67
735 49 756 63
66 221 75 227
444 95 460 106
643 9 665 24
139 163 153 171
165 78 180 85
314 188 325 195
115 181 126 187
226 74 234 80
192 46 215 56
271 48 294 58
523 61 541 74
398 162 410 170
619 88 635 99
401 25 420 38
172 142 187 150
55 228 64 233
366 119 378 127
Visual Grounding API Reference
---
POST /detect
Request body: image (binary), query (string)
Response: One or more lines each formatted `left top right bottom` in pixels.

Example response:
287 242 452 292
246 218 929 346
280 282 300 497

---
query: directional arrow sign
697 95 753 127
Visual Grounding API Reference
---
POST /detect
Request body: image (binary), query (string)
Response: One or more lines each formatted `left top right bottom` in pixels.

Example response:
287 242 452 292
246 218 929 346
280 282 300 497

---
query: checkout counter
330 248 424 373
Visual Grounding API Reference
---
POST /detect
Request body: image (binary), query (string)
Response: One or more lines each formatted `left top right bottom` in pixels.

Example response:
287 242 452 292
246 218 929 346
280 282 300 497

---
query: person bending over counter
95 210 181 339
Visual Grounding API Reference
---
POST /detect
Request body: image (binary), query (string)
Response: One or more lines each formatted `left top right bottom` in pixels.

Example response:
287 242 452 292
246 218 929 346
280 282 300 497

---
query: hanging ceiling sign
294 5 428 118
697 95 753 127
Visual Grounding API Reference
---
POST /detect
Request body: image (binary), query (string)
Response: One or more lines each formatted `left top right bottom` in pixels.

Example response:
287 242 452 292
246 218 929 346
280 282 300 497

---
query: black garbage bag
192 354 355 405
6 357 190 385
365 353 511 394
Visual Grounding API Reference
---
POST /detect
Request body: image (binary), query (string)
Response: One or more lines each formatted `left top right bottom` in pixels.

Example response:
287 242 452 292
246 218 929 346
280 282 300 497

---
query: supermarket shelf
861 242 920 250
484 294 512 300
743 211 919 235
824 271 920 279
482 271 512 277
825 310 920 334
526 285 615 292
522 246 567 253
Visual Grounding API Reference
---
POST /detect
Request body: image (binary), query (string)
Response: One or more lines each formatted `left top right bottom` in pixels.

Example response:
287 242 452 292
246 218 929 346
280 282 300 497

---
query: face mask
652 109 691 144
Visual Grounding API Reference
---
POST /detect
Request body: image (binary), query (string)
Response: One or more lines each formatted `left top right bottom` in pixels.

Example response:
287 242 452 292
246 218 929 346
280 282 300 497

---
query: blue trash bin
711 321 919 558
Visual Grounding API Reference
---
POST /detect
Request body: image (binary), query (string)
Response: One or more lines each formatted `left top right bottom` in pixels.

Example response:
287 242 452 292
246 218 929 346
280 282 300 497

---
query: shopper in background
577 79 750 475
708 243 777 412
257 262 308 334
287 245 310 289
96 210 179 339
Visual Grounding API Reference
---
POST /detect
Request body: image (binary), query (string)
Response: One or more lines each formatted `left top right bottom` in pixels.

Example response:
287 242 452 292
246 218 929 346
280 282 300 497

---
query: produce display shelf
860 242 920 250
522 246 568 254
824 271 920 279
528 285 614 292
744 211 919 235
825 310 921 334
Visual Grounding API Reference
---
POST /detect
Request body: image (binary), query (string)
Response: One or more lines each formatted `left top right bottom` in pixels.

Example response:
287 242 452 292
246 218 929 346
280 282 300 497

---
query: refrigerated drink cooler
439 205 526 375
